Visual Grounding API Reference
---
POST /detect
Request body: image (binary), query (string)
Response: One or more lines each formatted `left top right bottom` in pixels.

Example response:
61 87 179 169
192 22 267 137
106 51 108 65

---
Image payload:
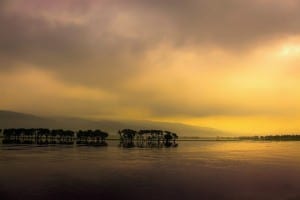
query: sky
1 0 300 134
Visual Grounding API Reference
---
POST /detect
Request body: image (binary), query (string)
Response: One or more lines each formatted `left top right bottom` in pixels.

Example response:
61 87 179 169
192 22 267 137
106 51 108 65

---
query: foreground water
1 140 300 200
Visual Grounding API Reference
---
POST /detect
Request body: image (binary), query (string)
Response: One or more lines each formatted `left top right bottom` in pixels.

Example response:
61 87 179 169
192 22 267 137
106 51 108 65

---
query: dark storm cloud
0 6 146 87
1 0 300 65
1 0 300 119
1 0 300 76
108 0 300 48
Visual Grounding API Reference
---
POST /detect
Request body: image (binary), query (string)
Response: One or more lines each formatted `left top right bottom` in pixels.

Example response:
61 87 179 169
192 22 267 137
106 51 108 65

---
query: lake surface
1 140 300 200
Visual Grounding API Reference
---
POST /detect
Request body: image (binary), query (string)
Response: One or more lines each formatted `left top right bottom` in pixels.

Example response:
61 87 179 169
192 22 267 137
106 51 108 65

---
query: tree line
0 128 180 147
77 130 108 143
118 129 178 147
0 128 109 143
239 135 300 141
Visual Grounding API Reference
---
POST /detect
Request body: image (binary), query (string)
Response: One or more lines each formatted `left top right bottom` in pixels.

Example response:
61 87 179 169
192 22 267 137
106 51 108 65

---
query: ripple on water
1 140 300 200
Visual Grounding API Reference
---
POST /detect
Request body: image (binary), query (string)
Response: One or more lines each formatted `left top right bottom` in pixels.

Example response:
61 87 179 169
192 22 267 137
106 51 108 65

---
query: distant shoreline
2 136 300 142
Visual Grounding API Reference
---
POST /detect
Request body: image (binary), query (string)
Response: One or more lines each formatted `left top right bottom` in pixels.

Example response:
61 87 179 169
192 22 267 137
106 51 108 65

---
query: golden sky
1 0 300 134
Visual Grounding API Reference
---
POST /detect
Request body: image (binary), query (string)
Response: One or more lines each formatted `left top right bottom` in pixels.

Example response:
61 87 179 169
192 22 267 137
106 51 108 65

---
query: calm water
1 140 300 200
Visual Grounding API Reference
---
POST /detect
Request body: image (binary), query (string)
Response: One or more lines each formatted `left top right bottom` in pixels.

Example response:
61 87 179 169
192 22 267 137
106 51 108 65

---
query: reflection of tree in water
2 128 75 144
77 140 108 146
76 129 108 146
118 129 179 148
1 128 108 146
1 128 178 148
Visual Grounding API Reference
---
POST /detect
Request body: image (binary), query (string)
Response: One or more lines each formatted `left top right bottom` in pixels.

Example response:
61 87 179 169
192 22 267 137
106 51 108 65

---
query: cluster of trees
118 129 178 145
2 128 75 141
1 128 109 143
77 130 109 143
239 135 300 141
1 128 180 147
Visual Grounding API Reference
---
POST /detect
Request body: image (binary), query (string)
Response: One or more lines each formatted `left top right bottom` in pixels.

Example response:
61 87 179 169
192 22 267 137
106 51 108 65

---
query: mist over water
1 141 300 200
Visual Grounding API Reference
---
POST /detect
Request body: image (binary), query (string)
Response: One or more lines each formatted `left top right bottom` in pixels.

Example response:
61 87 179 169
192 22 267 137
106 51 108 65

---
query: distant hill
0 110 228 137
0 110 54 128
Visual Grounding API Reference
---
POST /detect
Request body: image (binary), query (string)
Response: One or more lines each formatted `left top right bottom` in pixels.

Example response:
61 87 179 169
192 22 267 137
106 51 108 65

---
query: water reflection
76 141 108 146
2 138 107 146
2 138 75 145
2 138 178 148
1 141 300 200
119 140 178 148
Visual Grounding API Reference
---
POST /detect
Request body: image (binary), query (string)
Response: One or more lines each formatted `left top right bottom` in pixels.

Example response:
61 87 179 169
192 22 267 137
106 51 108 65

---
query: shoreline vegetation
1 128 300 142
237 135 300 141
0 128 179 147
118 129 178 147
0 128 108 146
181 135 300 141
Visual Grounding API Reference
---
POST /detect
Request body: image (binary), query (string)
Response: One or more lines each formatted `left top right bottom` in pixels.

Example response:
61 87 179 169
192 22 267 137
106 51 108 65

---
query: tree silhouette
171 133 178 143
2 128 111 145
76 129 108 145
120 129 136 143
164 131 173 145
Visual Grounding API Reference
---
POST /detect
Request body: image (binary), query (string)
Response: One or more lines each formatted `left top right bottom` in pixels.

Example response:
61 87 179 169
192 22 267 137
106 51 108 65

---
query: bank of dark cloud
1 0 300 118
1 0 300 73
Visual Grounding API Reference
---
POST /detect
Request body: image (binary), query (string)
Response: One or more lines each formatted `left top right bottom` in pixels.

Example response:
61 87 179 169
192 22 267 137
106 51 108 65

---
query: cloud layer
1 0 300 133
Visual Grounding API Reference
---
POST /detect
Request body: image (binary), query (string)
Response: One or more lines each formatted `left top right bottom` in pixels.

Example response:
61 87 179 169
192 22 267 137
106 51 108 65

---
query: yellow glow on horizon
2 37 300 135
